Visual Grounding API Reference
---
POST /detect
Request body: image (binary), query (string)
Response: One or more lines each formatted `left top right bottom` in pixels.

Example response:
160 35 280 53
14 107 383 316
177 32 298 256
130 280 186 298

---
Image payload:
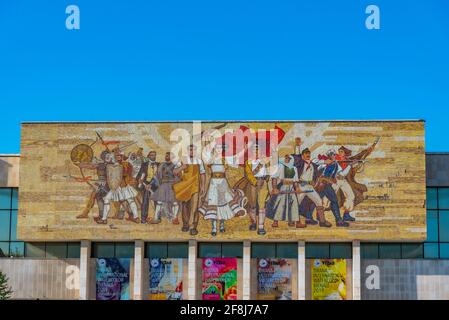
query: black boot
219 220 225 233
211 220 217 236
317 206 332 228
331 205 348 227
306 211 318 225
306 218 318 225
336 220 350 227
343 212 355 222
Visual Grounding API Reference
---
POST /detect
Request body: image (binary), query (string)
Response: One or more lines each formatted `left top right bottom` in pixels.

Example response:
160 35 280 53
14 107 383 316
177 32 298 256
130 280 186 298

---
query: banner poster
311 259 347 300
95 258 130 300
149 258 183 300
202 258 238 300
257 258 292 300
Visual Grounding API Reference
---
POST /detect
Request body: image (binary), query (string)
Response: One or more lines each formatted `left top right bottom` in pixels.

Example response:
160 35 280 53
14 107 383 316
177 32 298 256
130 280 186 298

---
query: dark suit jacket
136 161 160 184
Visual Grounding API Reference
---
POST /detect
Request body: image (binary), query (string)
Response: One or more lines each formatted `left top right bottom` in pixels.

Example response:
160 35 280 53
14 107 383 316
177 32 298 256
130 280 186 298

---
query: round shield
70 144 94 164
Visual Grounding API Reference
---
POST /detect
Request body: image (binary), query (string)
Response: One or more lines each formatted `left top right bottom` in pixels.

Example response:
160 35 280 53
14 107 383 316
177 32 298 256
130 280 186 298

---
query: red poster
201 258 237 300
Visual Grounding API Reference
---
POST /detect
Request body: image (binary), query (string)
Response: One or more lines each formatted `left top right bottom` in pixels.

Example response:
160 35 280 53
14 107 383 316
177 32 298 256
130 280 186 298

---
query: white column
243 241 251 300
79 240 91 300
188 240 197 300
298 241 306 300
352 240 361 300
133 240 144 300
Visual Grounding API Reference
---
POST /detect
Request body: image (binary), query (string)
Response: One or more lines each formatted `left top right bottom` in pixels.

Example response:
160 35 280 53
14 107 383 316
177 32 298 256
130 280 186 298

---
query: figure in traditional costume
150 152 180 224
265 154 306 228
234 144 269 235
95 152 140 224
293 148 331 227
198 145 247 236
119 152 141 221
331 140 378 221
136 150 160 224
312 150 350 227
128 148 144 180
76 150 110 219
173 145 206 235
332 146 357 221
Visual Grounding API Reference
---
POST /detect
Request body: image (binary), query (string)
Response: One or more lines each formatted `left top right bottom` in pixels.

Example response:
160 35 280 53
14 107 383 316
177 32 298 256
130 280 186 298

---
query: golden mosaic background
18 121 426 241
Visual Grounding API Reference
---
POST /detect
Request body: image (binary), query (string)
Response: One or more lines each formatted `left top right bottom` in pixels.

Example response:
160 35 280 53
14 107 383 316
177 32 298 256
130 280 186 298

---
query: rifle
272 190 314 195
285 190 313 195
338 159 369 163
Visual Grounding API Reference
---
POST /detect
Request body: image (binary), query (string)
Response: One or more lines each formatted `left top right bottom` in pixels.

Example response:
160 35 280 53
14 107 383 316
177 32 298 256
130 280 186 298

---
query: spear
96 131 111 152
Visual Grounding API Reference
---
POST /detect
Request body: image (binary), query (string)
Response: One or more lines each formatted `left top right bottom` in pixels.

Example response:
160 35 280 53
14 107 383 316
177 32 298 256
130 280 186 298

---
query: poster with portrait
257 258 292 300
149 258 183 300
311 259 346 300
202 257 237 300
95 258 130 300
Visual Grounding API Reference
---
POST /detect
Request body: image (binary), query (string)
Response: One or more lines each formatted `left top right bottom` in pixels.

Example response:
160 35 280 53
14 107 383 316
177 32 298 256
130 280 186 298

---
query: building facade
0 121 448 300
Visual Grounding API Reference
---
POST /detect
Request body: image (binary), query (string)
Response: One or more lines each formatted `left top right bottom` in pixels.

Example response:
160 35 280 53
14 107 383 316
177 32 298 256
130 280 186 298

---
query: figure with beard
150 152 180 224
136 150 160 224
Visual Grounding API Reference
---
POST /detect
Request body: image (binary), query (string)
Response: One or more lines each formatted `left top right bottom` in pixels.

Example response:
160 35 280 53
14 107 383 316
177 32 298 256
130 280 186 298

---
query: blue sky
0 0 448 153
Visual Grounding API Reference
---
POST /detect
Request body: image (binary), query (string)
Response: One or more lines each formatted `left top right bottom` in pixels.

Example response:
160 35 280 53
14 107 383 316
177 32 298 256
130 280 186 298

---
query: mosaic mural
18 121 426 240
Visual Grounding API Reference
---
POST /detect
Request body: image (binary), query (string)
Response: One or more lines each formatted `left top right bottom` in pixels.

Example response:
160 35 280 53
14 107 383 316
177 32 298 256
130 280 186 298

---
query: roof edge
0 154 20 157
1 152 446 156
20 119 426 124
426 152 449 155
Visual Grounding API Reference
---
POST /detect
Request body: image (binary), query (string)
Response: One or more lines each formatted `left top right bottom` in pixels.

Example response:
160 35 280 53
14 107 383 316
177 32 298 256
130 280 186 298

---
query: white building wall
0 258 80 299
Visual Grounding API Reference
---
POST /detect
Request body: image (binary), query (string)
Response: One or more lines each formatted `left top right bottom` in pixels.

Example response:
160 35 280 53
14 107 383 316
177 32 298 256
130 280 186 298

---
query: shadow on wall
0 159 12 186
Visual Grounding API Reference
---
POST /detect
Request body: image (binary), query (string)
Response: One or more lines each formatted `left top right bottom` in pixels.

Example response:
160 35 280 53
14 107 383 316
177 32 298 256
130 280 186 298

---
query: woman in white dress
198 145 247 236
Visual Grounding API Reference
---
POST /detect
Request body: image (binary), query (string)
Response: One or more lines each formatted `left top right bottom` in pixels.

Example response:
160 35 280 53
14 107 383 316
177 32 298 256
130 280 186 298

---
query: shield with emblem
70 144 94 164
106 164 123 191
